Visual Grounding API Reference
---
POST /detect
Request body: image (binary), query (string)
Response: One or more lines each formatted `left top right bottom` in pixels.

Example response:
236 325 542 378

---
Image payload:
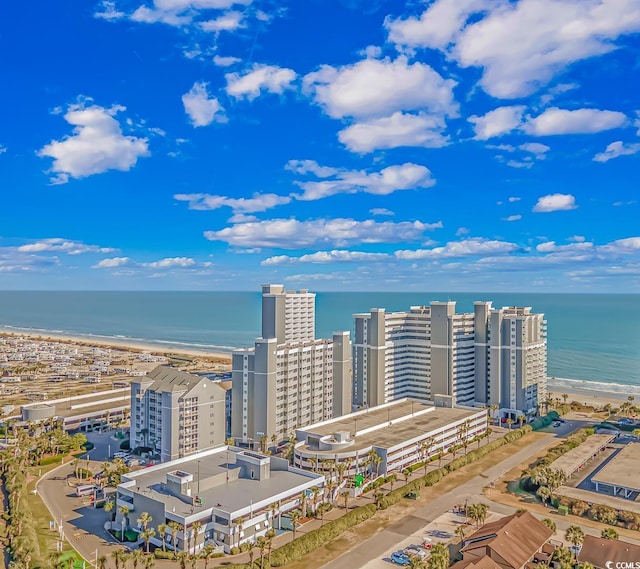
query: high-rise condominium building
473 303 547 415
231 285 352 446
130 365 227 462
353 301 547 417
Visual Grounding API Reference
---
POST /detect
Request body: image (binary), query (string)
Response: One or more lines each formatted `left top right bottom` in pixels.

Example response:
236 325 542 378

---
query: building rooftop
145 365 204 393
21 388 130 419
121 446 322 517
578 535 640 569
461 512 553 569
550 434 616 477
592 443 640 491
297 399 484 454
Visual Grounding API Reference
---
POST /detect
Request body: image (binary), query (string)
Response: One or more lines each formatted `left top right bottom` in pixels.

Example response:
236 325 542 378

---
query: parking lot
358 510 506 568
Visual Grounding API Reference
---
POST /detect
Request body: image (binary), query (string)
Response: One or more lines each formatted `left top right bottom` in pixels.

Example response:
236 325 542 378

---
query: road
36 431 129 564
321 418 596 569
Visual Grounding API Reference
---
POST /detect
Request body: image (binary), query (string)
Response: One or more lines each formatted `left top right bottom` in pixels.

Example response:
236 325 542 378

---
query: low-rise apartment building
131 366 226 462
115 446 324 554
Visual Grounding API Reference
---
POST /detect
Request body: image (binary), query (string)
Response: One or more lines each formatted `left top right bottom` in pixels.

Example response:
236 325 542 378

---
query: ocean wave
0 325 237 353
548 376 640 396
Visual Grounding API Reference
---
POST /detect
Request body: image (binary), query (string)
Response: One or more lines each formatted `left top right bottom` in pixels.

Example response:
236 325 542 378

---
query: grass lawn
283 432 547 569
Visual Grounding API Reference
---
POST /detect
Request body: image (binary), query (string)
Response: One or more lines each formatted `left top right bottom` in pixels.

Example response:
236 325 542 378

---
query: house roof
451 556 503 569
578 535 640 569
461 512 553 569
146 365 209 395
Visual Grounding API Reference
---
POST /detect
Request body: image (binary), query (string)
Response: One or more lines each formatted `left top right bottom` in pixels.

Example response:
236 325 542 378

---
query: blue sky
1 0 639 292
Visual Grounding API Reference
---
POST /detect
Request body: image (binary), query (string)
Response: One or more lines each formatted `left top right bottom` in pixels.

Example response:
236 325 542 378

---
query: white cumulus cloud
290 162 436 201
92 257 132 268
395 238 519 259
38 101 149 184
303 56 458 120
262 250 390 266
532 193 578 212
182 82 226 127
593 141 640 163
174 192 291 213
523 107 629 135
338 112 448 152
468 106 525 140
142 257 196 268
226 64 297 100
387 0 640 99
213 54 241 67
18 238 117 255
204 217 441 249
200 10 244 32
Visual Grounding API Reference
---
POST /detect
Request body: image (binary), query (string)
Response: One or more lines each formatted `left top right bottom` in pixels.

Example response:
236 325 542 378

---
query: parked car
390 551 411 566
405 546 427 559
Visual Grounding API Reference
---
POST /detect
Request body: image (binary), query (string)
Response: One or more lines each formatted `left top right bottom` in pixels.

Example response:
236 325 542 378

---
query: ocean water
0 291 639 391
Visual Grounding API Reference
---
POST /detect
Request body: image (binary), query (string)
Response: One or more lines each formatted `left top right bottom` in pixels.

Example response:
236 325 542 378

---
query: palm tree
290 509 302 540
541 518 556 532
455 525 466 544
200 544 216 569
562 393 569 404
374 491 384 510
248 545 255 568
157 522 167 551
112 550 126 569
168 521 180 554
137 511 152 532
601 527 619 540
257 536 268 569
340 490 350 512
578 563 595 569
130 549 144 569
97 556 107 569
506 418 513 431
536 485 551 506
428 542 450 569
235 516 246 548
402 468 411 485
142 556 154 569
266 528 276 564
387 473 397 491
317 502 330 525
191 520 202 555
300 490 308 517
140 527 156 553
490 404 499 424
552 546 574 568
118 505 130 541
176 552 189 569
104 498 116 521
565 525 585 558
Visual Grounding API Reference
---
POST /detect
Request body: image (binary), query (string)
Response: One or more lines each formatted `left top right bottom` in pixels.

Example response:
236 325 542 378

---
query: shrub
39 455 63 466
569 500 589 516
154 550 175 559
269 504 376 566
230 546 241 555
588 505 618 526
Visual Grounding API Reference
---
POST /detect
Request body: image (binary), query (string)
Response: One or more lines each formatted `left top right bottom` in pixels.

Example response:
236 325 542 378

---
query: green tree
601 527 619 540
541 518 556 532
536 486 551 505
290 509 302 540
428 543 450 569
140 527 156 554
118 506 130 541
565 525 585 558
157 522 167 551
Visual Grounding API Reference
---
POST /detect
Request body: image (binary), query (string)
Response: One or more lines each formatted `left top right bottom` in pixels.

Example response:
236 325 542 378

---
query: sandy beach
548 382 637 408
0 330 232 364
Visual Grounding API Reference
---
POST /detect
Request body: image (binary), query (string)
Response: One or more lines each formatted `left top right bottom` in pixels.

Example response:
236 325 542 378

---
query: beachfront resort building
114 445 324 554
231 285 352 447
353 301 547 418
130 366 227 462
293 396 488 481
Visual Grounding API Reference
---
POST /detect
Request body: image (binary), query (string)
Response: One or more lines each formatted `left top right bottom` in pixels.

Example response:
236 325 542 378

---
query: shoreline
0 329 232 364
